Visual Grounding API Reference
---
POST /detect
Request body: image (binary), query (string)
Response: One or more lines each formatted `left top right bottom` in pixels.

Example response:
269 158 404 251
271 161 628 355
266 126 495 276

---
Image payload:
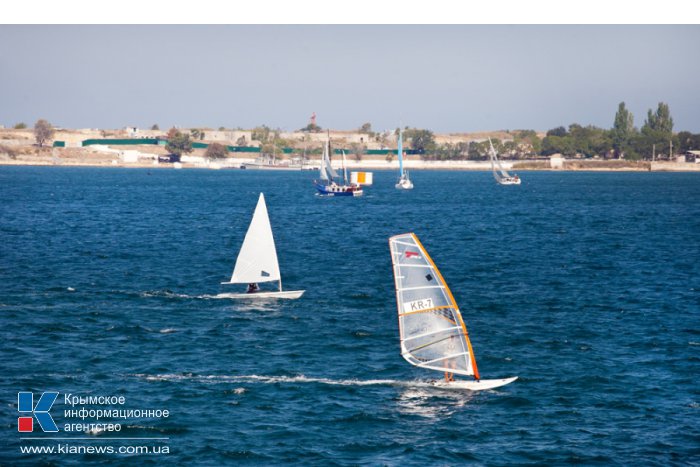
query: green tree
13 122 27 129
349 142 366 161
611 102 635 158
641 102 674 159
151 124 160 131
678 131 700 153
299 123 322 132
205 142 229 160
468 141 488 160
165 128 193 162
541 135 575 156
33 119 55 148
252 125 272 142
359 122 372 133
405 128 436 157
513 130 542 156
546 126 567 137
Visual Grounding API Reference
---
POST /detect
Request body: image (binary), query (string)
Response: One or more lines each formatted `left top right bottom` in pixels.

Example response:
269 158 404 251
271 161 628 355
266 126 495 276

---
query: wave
139 290 194 299
138 290 280 302
130 373 483 389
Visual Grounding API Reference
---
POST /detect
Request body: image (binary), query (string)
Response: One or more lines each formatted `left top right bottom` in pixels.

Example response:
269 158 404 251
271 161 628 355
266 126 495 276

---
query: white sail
341 150 349 184
326 139 339 179
319 145 329 180
229 193 281 284
389 233 480 379
489 138 518 183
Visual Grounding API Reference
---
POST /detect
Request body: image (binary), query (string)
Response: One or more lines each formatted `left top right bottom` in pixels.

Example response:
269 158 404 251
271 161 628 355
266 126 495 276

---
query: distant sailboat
389 232 517 390
219 193 304 299
489 138 521 185
313 133 363 197
395 129 413 190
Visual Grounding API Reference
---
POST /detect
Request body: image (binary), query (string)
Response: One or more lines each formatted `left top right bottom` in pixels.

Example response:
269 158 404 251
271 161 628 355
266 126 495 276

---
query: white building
550 154 564 169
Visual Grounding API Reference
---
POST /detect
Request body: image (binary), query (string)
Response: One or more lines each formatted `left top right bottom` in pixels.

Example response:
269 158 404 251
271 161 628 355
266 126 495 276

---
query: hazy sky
1 25 699 133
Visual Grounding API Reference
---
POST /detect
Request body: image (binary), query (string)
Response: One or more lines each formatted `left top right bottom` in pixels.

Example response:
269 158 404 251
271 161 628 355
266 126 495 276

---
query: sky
1 25 699 133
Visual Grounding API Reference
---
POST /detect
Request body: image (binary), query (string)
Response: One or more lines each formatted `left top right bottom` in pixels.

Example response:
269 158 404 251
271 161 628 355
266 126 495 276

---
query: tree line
412 102 699 161
16 101 700 162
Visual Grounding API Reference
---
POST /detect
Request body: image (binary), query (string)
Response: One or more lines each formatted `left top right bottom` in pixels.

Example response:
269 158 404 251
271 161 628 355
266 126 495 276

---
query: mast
342 150 348 184
327 131 334 182
398 128 404 177
488 138 499 182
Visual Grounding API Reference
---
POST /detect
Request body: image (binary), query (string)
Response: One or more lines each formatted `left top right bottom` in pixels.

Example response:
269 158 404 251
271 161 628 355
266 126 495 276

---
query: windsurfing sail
389 233 480 379
227 193 281 284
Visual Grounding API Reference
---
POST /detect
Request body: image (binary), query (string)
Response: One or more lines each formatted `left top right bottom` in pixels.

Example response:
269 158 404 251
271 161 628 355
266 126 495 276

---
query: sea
1 166 699 466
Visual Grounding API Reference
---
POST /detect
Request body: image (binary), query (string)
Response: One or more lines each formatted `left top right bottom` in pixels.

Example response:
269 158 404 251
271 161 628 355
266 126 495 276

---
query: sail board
228 193 281 285
220 193 304 299
389 232 516 389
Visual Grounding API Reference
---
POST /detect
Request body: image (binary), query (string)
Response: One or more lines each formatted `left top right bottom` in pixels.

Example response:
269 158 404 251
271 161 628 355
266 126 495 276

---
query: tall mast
398 128 404 177
342 150 348 184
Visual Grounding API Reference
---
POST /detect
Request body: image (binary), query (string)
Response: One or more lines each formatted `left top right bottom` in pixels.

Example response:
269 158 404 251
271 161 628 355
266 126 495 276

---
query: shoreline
2 158 700 172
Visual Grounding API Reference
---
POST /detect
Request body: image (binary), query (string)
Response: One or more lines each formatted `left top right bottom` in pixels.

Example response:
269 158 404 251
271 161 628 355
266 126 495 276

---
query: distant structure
310 112 316 127
125 126 139 137
685 150 700 163
550 154 564 169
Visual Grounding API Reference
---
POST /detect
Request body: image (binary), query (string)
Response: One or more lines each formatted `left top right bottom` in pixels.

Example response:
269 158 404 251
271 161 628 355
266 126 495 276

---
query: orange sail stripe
398 305 453 317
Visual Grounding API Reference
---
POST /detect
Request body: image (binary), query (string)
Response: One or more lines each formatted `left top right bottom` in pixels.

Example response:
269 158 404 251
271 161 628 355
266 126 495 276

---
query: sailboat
389 232 517 390
488 138 521 185
313 133 363 197
218 193 304 299
395 129 413 190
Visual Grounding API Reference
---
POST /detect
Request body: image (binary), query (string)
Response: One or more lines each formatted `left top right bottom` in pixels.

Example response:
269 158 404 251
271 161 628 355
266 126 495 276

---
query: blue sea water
1 166 699 465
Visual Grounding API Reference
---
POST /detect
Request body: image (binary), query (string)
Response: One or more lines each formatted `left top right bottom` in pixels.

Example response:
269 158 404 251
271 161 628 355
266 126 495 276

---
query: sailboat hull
215 290 305 300
497 178 521 185
430 376 518 391
314 182 363 197
395 179 414 190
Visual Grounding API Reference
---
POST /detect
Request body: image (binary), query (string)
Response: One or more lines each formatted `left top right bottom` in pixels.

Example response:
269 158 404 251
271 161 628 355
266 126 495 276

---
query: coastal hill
1 126 697 172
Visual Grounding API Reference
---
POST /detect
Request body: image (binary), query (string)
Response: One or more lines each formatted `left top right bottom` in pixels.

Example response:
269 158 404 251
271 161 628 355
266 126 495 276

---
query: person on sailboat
246 283 259 293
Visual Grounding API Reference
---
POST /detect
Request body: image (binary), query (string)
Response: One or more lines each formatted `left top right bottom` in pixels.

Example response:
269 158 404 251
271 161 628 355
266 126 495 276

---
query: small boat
489 138 521 185
314 134 363 197
219 193 304 299
241 154 317 171
395 129 413 190
388 232 517 390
